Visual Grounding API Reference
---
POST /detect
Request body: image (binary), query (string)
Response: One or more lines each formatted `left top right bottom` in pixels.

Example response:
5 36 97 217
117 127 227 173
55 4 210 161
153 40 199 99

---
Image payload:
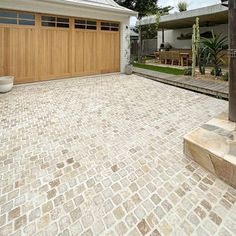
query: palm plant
201 32 228 77
178 1 188 12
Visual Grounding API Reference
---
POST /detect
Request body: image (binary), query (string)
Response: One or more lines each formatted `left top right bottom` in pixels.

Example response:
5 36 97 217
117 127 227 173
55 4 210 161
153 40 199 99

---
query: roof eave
41 0 137 16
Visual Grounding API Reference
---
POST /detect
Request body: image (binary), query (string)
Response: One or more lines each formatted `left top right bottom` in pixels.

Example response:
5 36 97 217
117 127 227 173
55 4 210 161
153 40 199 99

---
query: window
0 12 17 18
0 10 35 25
75 19 97 30
19 20 35 26
19 13 35 20
101 22 119 31
41 16 70 28
0 18 17 24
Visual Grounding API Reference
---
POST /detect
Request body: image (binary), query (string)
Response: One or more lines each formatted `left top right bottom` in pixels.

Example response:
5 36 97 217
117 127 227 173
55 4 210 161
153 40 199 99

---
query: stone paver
0 74 235 236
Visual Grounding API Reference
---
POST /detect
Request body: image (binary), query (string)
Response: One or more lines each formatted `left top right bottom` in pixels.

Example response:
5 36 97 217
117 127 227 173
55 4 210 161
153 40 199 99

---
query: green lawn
133 63 185 75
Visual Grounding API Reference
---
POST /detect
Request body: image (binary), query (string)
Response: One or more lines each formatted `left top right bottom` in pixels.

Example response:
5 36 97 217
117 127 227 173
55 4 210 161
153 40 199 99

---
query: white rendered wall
120 18 131 72
0 0 132 73
157 24 228 49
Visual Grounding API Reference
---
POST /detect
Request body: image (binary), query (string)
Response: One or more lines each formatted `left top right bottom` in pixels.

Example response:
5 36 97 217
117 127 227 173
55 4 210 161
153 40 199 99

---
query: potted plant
0 76 14 93
178 1 188 12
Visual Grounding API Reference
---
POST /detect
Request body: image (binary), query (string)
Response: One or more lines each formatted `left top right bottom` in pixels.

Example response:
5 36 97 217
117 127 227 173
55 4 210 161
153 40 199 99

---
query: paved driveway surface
0 74 235 236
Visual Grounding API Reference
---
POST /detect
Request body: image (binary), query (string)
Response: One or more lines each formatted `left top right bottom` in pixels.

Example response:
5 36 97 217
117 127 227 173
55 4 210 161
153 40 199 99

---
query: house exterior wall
0 0 131 73
157 24 228 49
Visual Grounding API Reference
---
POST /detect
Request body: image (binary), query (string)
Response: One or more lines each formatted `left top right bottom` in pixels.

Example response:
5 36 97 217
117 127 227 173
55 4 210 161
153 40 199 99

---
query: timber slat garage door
0 10 120 84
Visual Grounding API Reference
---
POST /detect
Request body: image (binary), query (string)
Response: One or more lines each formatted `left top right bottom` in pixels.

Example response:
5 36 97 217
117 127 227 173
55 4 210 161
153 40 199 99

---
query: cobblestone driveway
0 74 235 236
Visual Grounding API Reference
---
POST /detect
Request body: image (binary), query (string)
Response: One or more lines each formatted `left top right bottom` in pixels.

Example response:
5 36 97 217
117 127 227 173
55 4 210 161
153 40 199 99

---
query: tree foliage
115 0 173 39
114 0 172 19
140 23 158 39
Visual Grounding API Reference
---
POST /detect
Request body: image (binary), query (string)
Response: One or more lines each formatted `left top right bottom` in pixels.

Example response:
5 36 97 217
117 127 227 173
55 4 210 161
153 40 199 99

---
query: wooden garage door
73 19 120 76
100 30 120 74
0 10 120 84
0 12 37 83
38 15 71 81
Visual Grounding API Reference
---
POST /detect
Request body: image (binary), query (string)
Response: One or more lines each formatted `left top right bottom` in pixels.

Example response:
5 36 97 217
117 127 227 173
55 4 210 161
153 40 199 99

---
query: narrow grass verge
133 63 185 75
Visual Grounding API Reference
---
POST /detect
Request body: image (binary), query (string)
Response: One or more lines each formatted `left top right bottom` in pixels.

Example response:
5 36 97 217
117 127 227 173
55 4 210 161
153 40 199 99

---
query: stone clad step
184 112 236 188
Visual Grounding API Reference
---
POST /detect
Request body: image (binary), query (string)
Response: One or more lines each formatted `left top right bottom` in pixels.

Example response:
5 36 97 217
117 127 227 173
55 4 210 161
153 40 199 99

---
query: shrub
184 68 192 76
211 68 222 77
221 72 229 81
131 55 138 63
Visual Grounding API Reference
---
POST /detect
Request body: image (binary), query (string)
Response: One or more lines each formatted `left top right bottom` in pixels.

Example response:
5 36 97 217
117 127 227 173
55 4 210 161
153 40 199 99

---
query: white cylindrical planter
125 65 132 75
0 76 14 93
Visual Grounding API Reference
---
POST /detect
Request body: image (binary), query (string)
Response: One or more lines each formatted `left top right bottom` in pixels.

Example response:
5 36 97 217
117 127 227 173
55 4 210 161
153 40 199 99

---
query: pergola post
228 0 236 121
162 28 164 43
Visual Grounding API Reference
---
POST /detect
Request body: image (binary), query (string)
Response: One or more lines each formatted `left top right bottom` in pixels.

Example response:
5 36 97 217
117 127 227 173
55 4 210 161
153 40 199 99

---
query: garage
0 0 136 84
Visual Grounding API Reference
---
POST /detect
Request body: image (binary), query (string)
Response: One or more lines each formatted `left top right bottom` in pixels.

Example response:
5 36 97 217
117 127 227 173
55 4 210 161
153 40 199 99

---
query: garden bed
195 73 228 84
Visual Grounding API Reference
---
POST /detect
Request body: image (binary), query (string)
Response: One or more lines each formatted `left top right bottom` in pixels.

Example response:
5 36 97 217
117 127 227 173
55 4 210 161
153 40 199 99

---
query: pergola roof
138 4 228 29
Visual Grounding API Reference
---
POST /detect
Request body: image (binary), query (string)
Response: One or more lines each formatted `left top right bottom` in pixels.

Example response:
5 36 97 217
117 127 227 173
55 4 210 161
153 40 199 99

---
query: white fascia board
44 0 137 16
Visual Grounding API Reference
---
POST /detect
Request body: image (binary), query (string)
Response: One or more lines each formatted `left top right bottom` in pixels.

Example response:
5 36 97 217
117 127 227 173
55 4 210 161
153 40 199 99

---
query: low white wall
157 24 228 49
0 0 131 73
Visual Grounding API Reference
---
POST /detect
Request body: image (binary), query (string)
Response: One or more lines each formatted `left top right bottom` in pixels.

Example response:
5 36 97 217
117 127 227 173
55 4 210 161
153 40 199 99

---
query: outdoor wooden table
180 52 190 66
